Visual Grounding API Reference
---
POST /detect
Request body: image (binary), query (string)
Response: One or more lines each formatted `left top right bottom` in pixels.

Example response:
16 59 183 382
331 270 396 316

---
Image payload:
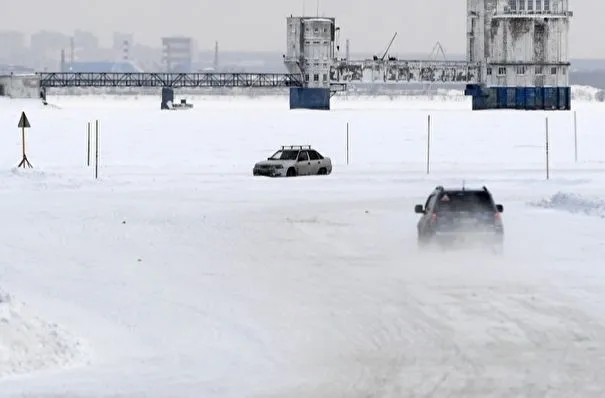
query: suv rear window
435 191 494 212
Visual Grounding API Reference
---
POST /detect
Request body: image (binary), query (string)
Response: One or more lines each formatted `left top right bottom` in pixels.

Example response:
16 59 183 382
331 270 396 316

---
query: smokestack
122 40 130 61
69 37 75 66
213 40 219 71
60 49 66 72
345 38 350 61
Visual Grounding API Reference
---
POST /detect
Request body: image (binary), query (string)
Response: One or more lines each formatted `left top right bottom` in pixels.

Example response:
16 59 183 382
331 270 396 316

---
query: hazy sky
3 0 602 58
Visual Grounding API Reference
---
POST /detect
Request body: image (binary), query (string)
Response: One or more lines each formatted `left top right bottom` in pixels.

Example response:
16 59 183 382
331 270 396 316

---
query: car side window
309 151 324 160
298 151 309 161
424 194 435 211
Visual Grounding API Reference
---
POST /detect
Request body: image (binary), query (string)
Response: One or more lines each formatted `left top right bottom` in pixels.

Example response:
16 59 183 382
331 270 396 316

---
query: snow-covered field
1 94 604 397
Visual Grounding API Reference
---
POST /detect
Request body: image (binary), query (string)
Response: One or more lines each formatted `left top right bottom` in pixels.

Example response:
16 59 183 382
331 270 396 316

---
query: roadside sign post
17 111 33 168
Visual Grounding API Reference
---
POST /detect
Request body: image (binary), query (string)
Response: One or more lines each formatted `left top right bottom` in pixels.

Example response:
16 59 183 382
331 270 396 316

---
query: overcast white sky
3 0 601 58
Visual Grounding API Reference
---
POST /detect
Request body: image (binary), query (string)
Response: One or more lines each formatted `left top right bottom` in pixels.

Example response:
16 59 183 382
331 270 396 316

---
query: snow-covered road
0 96 604 397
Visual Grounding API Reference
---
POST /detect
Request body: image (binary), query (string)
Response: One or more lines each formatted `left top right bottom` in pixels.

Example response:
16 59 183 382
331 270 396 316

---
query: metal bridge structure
37 72 308 109
32 1 572 111
38 72 304 89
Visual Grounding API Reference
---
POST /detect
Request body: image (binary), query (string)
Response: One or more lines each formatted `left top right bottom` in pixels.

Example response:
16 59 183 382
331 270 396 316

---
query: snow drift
530 192 605 218
0 289 82 379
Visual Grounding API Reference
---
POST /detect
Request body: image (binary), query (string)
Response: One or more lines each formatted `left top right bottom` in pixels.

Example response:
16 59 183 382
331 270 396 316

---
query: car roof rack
281 145 312 150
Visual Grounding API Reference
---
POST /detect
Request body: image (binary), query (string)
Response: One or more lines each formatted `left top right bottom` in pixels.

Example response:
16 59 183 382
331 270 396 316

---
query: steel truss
37 72 305 88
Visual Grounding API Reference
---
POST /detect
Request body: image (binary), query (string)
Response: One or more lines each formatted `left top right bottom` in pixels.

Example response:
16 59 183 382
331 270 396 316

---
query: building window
305 74 309 81
516 65 526 74
323 28 327 32
519 0 525 10
305 41 310 45
314 28 319 33
561 66 566 74
508 0 516 11
535 66 543 74
498 67 506 75
550 66 557 74
323 74 327 81
313 74 319 81
527 0 533 11
544 0 549 11
486 67 492 75
536 0 542 10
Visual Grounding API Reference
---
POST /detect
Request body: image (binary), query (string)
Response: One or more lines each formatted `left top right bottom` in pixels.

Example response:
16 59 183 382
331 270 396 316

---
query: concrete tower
284 16 337 109
464 0 572 110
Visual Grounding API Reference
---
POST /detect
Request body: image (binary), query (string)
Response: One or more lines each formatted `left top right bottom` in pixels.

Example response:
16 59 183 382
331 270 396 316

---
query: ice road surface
0 95 604 397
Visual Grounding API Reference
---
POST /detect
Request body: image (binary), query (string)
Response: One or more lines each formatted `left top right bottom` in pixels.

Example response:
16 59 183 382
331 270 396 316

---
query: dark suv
415 185 504 253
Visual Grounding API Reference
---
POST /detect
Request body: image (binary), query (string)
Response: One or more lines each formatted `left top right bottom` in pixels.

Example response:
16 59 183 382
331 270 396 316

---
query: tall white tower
284 16 336 88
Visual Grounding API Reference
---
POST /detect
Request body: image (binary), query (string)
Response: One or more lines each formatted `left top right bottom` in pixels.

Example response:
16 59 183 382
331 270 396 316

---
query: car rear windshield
435 191 495 212
269 150 298 160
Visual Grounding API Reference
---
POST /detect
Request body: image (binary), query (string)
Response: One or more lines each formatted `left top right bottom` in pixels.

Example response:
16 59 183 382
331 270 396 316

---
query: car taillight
431 213 438 222
494 212 502 222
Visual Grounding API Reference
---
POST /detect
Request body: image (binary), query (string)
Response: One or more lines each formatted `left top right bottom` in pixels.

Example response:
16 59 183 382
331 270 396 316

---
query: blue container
466 85 571 110
289 88 331 110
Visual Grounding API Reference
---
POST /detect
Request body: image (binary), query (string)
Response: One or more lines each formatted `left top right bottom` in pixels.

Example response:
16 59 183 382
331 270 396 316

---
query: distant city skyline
3 0 604 58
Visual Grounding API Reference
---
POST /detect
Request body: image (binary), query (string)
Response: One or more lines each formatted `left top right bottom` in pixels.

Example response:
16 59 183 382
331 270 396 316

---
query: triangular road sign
18 111 30 128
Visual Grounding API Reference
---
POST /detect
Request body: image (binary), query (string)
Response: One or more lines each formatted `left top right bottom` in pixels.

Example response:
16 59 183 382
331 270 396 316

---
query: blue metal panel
486 88 498 109
289 88 330 110
464 84 482 97
515 87 526 109
525 87 536 109
544 87 557 109
466 86 571 111
558 87 571 110
497 87 507 108
507 88 516 108
161 87 174 110
535 87 544 109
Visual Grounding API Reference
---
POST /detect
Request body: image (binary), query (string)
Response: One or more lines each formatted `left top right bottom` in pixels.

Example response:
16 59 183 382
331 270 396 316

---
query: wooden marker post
87 122 91 166
95 120 99 179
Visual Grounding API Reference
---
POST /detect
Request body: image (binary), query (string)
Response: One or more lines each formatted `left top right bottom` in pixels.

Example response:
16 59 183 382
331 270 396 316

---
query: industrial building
284 16 338 109
463 0 572 109
161 37 194 72
284 0 572 110
9 1 574 111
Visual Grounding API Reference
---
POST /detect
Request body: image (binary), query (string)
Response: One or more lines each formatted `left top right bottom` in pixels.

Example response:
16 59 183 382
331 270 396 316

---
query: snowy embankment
531 192 605 218
571 85 605 102
0 289 83 378
43 84 605 102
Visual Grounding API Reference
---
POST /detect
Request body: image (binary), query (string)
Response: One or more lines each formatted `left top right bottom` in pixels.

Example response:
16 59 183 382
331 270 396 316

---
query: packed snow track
0 96 603 397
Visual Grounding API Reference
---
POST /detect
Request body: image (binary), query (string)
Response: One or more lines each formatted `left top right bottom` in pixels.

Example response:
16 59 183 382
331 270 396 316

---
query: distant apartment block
73 29 98 50
0 30 25 62
161 36 194 72
113 32 134 60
